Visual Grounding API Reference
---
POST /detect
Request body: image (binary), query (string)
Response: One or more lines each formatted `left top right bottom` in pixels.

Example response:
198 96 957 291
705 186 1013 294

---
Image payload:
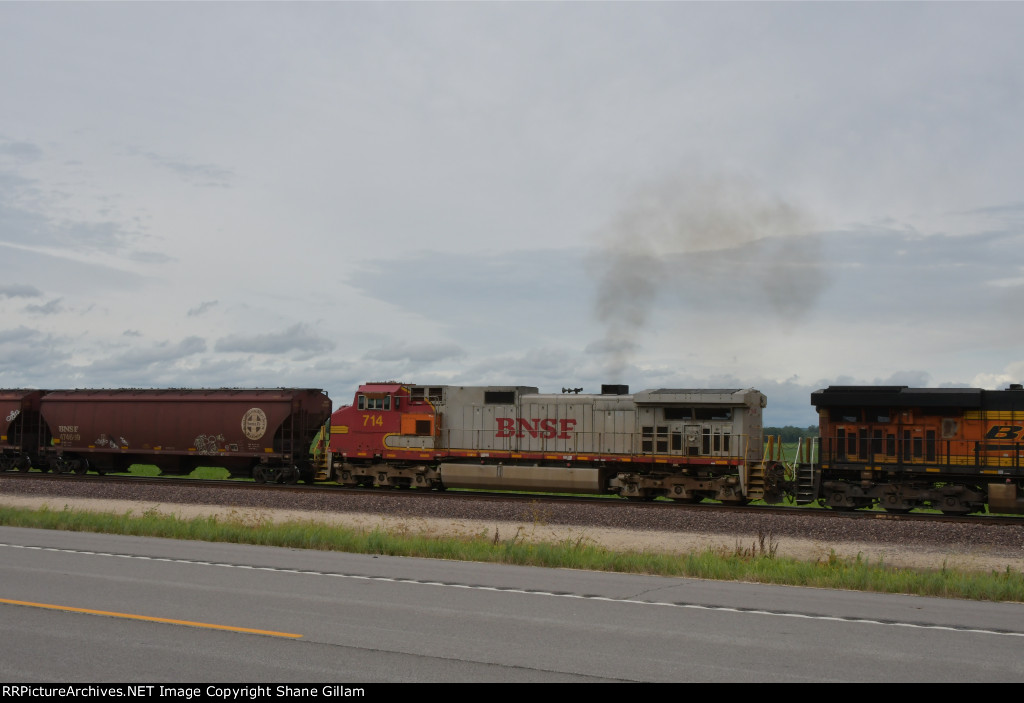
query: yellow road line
0 598 302 638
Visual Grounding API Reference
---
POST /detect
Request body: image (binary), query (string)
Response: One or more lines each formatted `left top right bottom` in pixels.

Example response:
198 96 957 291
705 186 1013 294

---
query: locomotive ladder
745 435 781 501
792 436 820 505
745 463 767 500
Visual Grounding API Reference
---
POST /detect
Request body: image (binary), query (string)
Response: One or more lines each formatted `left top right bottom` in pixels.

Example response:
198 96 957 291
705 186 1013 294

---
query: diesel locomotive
811 384 1024 514
326 382 790 505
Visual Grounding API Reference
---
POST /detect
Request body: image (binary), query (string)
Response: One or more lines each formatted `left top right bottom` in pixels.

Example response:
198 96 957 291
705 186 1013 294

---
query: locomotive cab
328 383 443 488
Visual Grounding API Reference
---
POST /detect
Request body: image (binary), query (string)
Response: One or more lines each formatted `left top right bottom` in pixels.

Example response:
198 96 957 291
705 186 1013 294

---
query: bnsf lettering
985 425 1024 440
58 424 81 442
495 418 577 439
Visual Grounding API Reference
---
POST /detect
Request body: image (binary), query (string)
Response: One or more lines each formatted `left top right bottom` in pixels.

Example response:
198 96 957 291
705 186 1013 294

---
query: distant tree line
763 426 818 442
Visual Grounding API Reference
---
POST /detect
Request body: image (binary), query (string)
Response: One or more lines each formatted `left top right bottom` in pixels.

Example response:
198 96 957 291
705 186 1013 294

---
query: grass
121 465 233 480
1 503 1022 603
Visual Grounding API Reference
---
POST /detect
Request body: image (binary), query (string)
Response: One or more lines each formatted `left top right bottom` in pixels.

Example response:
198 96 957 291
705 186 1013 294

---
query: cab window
358 394 391 411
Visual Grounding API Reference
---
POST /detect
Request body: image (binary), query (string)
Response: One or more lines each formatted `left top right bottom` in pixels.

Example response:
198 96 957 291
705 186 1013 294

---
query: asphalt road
2 526 1023 683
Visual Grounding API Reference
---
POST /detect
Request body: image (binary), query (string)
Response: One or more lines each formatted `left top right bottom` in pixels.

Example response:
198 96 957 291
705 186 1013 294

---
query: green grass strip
1 504 1022 603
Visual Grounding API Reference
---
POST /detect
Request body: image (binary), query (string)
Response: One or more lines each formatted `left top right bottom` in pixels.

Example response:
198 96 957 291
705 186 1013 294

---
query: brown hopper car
34 388 331 483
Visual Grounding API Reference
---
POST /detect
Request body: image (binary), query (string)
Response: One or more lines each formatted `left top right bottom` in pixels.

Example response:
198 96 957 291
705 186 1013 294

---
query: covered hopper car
5 388 332 483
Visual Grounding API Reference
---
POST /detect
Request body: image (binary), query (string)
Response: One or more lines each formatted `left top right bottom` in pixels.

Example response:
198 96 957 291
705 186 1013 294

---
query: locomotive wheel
938 496 971 515
882 494 915 514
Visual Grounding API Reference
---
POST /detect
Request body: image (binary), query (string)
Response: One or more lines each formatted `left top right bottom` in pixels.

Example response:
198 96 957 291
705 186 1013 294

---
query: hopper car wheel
253 467 267 484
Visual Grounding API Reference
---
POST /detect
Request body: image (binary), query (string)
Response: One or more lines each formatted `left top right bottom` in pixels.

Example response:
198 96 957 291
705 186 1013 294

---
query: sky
2 2 1024 428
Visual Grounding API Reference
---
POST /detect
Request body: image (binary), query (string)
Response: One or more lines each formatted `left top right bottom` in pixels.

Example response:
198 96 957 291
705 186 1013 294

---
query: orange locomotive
811 384 1024 514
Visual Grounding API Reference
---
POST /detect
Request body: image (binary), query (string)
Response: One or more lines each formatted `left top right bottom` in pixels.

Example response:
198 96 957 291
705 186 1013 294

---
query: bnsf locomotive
327 382 788 504
3 381 1024 515
812 384 1024 515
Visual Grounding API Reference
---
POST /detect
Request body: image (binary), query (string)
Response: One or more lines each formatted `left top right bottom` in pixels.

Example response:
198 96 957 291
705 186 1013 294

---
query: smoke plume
588 173 825 381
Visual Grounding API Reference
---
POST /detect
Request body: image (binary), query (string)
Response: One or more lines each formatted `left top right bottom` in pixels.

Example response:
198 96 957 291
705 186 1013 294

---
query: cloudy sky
2 2 1023 427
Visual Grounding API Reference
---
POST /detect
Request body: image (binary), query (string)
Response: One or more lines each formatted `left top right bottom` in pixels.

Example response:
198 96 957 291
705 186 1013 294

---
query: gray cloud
23 298 62 315
0 143 173 263
135 149 234 188
0 171 160 258
215 323 335 356
0 325 45 345
187 300 219 317
0 326 74 380
0 284 42 298
83 336 207 373
0 139 43 161
363 341 465 364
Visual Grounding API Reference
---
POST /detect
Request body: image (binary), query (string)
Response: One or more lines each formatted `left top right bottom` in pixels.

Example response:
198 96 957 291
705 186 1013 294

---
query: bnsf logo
496 418 577 439
985 426 1024 440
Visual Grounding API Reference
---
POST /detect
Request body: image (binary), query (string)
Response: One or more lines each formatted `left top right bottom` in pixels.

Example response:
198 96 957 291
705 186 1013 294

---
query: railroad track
3 471 1023 527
